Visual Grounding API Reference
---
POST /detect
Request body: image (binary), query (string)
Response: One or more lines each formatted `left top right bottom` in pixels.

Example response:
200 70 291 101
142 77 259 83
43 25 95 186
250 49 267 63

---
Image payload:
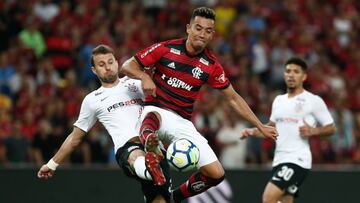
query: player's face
92 53 119 84
186 16 215 52
284 64 307 89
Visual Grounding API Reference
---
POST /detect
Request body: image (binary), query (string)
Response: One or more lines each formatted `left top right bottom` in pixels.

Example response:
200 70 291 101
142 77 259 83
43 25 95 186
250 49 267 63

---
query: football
166 138 200 172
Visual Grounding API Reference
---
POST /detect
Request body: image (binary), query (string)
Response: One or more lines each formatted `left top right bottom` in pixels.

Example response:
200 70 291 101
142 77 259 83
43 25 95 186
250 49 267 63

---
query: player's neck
287 87 304 98
185 40 203 56
101 78 119 88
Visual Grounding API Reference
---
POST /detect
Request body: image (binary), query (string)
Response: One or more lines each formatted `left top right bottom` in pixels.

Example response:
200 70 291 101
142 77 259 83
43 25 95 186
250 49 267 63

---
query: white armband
46 159 59 171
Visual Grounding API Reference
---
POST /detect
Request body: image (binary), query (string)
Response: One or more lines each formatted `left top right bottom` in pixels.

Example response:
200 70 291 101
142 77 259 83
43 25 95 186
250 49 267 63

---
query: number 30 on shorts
277 166 294 181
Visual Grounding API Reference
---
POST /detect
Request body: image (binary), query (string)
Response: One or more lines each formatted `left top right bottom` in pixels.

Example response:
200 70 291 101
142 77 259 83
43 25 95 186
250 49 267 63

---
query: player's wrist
139 72 147 81
46 158 59 171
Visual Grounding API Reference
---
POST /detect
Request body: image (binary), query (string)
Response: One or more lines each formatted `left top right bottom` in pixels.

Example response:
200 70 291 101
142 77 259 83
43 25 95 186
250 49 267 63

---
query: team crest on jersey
295 102 304 113
125 82 138 92
199 57 209 65
192 67 203 79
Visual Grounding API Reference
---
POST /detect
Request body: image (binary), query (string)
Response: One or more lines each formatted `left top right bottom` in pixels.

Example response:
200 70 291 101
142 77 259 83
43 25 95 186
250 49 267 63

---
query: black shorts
116 141 172 203
270 163 309 197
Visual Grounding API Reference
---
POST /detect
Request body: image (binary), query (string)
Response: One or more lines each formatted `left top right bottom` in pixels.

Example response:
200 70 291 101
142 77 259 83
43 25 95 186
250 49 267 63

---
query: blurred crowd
0 0 360 168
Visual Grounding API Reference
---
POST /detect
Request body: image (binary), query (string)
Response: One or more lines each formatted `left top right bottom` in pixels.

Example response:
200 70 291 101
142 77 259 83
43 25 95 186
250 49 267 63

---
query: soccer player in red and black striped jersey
122 7 278 203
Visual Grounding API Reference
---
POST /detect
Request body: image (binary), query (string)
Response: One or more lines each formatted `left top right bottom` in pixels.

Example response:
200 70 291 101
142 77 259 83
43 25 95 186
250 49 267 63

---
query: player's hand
37 164 55 180
259 125 278 140
240 128 254 140
141 73 156 97
299 120 314 138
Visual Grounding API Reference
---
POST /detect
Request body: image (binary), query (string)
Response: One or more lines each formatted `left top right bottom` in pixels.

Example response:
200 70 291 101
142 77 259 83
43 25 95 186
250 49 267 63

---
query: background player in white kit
37 45 171 203
241 57 336 203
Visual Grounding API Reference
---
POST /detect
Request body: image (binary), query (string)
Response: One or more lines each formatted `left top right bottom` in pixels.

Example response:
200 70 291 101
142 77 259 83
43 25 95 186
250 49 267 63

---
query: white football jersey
270 90 334 169
74 77 144 152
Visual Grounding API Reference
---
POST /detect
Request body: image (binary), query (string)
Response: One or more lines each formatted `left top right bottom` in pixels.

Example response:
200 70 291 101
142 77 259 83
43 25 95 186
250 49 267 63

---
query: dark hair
91 44 115 67
191 7 216 21
285 57 308 71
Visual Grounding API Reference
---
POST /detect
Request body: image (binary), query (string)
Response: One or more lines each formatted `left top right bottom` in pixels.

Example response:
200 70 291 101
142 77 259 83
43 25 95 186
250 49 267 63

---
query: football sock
133 156 152 180
172 171 225 202
140 112 160 144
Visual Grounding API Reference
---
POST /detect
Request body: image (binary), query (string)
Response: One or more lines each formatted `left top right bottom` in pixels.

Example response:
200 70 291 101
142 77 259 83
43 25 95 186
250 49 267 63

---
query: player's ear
186 23 191 34
91 66 97 75
302 73 307 82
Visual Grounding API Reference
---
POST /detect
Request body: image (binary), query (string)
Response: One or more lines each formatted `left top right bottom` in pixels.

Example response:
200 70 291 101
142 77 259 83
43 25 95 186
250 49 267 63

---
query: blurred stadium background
0 0 359 202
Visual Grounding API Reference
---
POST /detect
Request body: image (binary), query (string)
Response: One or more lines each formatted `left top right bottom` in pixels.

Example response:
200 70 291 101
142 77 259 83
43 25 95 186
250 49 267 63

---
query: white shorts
136 106 218 168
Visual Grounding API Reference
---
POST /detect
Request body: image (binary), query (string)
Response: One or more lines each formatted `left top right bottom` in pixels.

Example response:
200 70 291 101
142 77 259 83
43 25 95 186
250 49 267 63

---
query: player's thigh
145 106 208 144
141 106 221 173
270 163 309 198
116 142 145 177
263 182 284 203
136 106 177 136
164 115 221 175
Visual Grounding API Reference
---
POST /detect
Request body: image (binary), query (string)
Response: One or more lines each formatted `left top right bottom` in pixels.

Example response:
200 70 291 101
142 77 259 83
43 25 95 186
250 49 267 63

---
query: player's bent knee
127 149 146 166
200 161 225 179
210 168 225 180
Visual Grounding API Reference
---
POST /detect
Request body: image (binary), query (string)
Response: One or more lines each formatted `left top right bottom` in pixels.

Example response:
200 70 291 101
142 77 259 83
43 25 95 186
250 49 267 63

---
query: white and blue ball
166 138 200 172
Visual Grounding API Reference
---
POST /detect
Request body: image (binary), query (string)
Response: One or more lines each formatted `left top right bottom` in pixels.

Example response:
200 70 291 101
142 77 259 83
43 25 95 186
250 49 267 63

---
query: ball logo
192 67 203 79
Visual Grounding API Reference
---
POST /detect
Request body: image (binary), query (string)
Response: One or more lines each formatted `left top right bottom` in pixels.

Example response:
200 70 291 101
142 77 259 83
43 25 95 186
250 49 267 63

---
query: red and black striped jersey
134 38 230 120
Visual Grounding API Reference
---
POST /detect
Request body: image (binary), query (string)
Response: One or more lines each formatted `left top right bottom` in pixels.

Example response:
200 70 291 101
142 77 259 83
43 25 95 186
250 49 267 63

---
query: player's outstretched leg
140 112 166 185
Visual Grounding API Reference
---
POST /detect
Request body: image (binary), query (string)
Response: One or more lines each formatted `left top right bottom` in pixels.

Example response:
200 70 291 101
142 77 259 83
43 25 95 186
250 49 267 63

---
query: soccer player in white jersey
240 57 336 203
37 45 171 203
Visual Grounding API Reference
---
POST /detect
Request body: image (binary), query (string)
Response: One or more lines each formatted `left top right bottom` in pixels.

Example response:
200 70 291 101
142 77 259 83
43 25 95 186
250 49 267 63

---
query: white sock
133 156 152 180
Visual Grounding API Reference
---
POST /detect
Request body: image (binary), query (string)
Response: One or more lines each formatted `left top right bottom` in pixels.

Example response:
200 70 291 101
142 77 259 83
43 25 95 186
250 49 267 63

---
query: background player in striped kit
121 7 278 203
37 45 171 203
241 57 336 203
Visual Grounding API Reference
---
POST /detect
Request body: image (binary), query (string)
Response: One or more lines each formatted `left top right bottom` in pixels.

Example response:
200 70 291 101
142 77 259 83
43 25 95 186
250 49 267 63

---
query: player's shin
172 171 225 202
133 156 153 180
140 112 161 153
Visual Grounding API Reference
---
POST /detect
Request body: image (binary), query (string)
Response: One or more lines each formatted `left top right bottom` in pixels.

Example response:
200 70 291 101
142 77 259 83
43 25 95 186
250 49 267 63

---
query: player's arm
37 127 86 179
121 57 156 97
220 85 277 140
240 121 276 139
299 96 336 138
299 122 336 138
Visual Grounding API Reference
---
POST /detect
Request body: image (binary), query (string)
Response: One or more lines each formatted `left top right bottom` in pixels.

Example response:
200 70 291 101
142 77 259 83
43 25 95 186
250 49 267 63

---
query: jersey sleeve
269 96 279 122
312 96 334 126
73 95 97 132
207 61 230 89
134 42 167 67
